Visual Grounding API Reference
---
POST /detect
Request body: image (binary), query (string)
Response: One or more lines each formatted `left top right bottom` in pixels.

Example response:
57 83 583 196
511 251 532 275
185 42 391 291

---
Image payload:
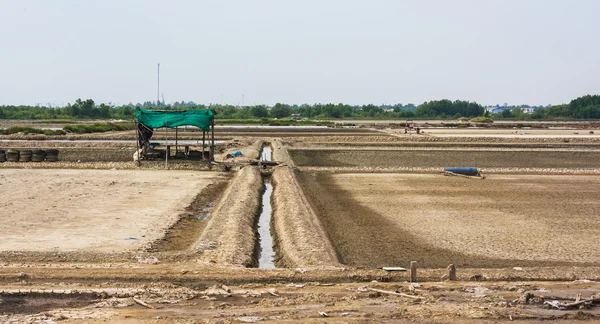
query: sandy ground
0 169 220 252
0 276 598 323
298 172 600 268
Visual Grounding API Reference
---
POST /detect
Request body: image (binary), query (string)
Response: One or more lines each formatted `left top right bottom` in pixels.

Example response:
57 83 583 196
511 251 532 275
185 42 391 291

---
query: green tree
250 105 268 118
270 103 293 118
501 109 513 118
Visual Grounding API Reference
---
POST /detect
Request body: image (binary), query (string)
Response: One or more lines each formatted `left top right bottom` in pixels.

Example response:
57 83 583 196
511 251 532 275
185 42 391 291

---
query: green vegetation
0 94 598 121
37 119 75 124
63 122 136 134
1 126 66 135
470 117 494 124
492 95 600 120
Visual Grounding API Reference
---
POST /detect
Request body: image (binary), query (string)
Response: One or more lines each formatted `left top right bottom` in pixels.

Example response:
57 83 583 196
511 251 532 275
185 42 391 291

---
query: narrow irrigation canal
256 144 276 268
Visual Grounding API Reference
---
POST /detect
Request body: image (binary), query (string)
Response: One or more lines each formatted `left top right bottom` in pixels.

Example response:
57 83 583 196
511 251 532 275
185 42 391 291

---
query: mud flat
297 172 600 268
290 149 600 169
0 169 221 253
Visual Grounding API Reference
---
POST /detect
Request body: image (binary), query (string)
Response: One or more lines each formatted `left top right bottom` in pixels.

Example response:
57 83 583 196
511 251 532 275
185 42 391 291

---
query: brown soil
291 134 600 144
297 172 600 268
148 179 231 252
1 278 599 322
3 126 600 322
271 167 340 268
216 139 263 163
196 166 263 266
271 138 294 166
289 149 600 169
0 169 220 253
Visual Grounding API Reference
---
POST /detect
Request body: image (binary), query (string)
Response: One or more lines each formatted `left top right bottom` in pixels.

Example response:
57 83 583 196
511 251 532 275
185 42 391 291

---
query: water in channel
256 144 275 268
256 180 275 268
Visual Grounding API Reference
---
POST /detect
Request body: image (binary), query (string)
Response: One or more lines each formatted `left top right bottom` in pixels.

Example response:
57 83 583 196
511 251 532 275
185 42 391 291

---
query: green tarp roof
136 109 214 131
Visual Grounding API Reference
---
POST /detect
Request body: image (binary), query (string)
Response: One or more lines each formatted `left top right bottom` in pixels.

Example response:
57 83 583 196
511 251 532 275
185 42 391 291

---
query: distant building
486 107 504 114
383 108 394 112
521 108 535 114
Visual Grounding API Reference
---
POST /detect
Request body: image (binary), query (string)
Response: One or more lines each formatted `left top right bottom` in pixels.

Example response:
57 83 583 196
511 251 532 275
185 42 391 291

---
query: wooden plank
367 288 421 300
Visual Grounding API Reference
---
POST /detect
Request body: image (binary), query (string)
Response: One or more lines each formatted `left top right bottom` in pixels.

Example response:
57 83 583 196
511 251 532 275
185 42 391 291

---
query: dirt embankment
0 160 220 171
216 139 263 163
291 135 600 144
195 166 263 266
271 138 294 166
289 149 600 170
271 167 340 268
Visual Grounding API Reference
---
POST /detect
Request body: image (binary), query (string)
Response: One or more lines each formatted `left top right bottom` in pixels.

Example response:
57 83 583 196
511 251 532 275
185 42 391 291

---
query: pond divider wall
271 166 341 268
194 166 262 266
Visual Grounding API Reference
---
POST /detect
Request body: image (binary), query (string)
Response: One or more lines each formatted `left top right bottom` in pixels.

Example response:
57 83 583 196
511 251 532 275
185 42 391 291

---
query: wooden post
210 117 215 162
202 130 206 160
409 261 417 282
175 127 178 155
448 264 456 281
135 122 141 167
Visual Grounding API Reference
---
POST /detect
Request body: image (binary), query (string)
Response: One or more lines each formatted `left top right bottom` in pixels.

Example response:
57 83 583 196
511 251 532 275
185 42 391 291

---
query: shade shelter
135 108 215 166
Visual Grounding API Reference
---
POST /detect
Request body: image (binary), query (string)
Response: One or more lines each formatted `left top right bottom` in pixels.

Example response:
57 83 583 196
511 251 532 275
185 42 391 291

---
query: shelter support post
210 118 215 162
135 121 141 167
202 130 206 160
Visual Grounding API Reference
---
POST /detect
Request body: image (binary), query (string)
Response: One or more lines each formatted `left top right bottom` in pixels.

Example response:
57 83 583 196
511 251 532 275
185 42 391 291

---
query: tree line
0 95 598 120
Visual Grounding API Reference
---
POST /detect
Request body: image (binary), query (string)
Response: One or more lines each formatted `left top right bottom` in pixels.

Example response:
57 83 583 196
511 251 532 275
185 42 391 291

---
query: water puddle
255 144 276 268
256 180 275 268
261 145 272 162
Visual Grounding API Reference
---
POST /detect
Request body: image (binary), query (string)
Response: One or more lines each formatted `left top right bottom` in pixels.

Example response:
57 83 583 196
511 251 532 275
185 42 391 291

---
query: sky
0 0 599 107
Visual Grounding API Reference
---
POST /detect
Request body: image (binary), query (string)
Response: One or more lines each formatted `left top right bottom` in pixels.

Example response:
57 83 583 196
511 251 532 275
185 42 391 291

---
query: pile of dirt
271 167 340 268
195 166 263 266
271 139 294 166
216 139 263 163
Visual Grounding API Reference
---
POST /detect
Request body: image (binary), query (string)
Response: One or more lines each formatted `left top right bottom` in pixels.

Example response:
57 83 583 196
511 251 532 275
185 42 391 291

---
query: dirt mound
271 139 293 166
195 166 263 266
271 167 340 268
216 139 263 163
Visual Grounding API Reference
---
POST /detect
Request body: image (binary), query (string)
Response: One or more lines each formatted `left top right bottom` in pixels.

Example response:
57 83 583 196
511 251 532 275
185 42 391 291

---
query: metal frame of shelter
135 108 216 167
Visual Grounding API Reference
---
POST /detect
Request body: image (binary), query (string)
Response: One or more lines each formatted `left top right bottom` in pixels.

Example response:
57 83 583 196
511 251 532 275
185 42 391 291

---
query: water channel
256 145 276 268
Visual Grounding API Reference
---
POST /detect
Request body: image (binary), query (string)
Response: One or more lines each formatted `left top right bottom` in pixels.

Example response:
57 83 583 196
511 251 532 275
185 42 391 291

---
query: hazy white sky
0 0 598 106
